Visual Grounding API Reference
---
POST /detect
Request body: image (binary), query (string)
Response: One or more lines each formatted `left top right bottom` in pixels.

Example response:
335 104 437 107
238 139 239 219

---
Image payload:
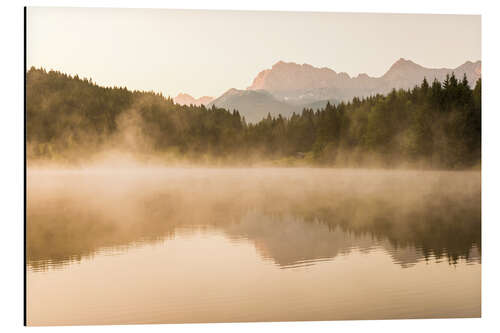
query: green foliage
27 68 481 168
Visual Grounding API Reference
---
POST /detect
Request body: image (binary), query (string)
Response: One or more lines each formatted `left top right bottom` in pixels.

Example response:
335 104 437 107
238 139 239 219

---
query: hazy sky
27 7 481 98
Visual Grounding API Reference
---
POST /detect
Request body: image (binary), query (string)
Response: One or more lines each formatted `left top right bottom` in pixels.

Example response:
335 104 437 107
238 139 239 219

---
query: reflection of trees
294 196 481 265
27 169 481 271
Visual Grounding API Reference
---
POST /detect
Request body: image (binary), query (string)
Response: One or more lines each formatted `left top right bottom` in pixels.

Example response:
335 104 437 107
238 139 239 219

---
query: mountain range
247 58 481 102
192 58 480 123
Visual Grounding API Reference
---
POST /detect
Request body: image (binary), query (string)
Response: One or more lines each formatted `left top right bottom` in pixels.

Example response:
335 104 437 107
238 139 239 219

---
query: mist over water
27 166 481 269
26 164 481 325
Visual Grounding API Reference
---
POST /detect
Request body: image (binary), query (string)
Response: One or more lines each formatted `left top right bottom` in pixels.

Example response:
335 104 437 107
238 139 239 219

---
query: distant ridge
174 93 214 106
208 89 297 124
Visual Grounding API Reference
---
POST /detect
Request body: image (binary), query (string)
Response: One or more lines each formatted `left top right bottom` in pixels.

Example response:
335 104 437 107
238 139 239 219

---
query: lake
26 167 481 325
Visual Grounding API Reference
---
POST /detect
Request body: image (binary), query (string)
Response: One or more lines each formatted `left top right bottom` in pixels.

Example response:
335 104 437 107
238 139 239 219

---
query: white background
1 0 498 332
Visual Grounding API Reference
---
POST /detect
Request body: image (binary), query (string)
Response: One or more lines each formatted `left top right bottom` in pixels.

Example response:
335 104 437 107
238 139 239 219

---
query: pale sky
27 7 481 98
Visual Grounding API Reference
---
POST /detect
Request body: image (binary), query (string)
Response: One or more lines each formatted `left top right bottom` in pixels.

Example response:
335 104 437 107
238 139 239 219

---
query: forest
26 67 481 168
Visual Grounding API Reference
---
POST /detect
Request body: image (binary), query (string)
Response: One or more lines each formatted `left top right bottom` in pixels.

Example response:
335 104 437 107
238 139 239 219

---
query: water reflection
27 168 481 271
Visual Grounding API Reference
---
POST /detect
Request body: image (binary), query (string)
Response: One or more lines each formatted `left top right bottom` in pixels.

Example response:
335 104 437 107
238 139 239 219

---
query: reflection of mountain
223 211 479 269
27 168 481 271
223 212 377 268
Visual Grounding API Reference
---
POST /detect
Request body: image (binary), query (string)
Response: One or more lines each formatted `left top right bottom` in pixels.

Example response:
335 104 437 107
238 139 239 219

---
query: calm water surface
27 168 481 325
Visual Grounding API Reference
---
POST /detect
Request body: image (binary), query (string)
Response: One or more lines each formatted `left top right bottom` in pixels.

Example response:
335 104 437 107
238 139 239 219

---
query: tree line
26 67 481 168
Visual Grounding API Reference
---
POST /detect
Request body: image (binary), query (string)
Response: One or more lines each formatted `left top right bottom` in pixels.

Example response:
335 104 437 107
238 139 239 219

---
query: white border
1 1 499 332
